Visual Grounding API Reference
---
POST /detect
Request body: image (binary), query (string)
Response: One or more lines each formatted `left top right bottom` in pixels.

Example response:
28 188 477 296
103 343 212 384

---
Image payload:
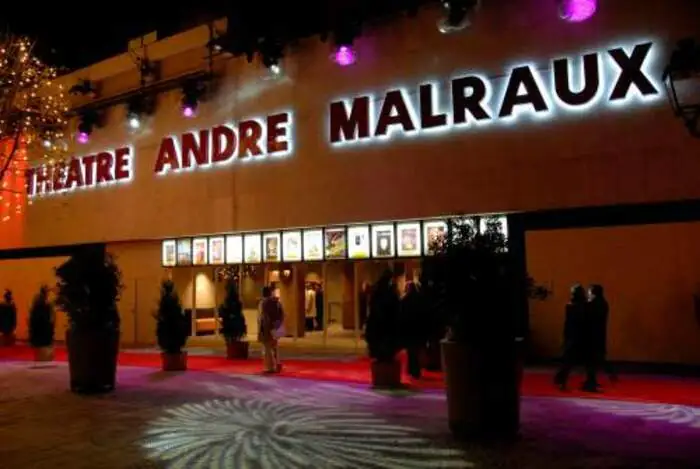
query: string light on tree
0 34 70 222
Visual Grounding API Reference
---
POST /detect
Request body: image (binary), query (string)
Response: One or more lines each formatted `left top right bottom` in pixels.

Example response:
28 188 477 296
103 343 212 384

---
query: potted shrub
421 216 547 440
218 280 248 359
55 247 123 394
0 289 17 346
155 279 189 371
28 285 55 361
365 270 403 388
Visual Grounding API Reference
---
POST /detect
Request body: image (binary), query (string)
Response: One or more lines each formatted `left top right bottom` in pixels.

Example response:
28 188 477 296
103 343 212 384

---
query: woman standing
258 286 284 373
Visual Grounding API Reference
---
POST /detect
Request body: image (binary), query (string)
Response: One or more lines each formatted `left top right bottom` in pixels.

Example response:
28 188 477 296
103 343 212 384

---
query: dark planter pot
162 351 187 371
0 332 16 347
34 346 54 362
441 339 521 441
226 340 249 360
370 357 402 388
66 328 119 394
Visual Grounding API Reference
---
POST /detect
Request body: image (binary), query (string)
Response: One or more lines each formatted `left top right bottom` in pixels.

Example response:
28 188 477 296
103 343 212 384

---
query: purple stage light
560 0 597 23
182 106 195 118
77 131 89 144
334 45 357 67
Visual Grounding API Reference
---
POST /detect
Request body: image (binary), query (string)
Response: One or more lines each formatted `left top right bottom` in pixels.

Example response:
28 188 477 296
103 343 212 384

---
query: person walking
588 284 617 383
401 281 427 379
258 286 284 373
554 284 599 392
314 283 325 331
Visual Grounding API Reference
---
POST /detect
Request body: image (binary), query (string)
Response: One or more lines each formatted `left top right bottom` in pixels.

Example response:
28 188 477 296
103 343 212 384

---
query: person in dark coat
554 284 599 391
401 282 426 379
314 283 325 331
588 284 617 383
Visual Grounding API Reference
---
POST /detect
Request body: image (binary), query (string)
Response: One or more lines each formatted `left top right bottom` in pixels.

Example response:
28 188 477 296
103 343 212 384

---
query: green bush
155 280 188 354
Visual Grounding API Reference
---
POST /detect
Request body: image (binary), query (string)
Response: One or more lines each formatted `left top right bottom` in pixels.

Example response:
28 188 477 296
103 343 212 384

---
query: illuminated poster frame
396 222 421 258
347 225 370 259
162 240 176 267
225 235 243 264
244 233 262 264
282 231 302 262
192 237 208 265
176 238 193 266
324 227 347 260
371 223 396 259
423 220 447 256
303 229 324 261
262 232 282 263
209 236 225 265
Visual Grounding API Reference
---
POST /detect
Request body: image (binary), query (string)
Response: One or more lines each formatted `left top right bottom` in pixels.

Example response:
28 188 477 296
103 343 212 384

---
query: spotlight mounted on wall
259 37 284 76
438 0 480 34
332 22 360 67
663 38 700 138
126 95 154 130
76 109 100 144
181 78 207 118
558 0 598 23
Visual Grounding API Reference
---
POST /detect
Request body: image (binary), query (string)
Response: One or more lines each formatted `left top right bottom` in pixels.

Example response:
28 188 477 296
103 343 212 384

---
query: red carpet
2 345 699 406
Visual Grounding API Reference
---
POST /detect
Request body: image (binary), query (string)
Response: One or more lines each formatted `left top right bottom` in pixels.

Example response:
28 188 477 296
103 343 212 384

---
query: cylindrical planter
370 358 402 388
226 340 249 360
66 327 120 394
162 351 188 371
442 339 520 441
34 346 54 362
0 333 16 347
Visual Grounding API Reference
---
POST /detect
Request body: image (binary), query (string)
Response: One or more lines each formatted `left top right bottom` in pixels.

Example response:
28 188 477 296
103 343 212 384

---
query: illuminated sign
329 41 662 145
26 146 132 197
154 111 293 174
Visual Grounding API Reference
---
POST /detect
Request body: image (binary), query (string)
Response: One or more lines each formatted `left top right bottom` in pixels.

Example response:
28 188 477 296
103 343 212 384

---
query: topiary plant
155 279 188 354
365 270 402 362
0 289 17 336
29 285 55 348
218 280 247 343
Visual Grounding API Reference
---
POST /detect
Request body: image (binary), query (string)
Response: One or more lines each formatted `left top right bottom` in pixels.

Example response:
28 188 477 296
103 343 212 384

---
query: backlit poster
303 229 323 261
193 237 208 265
423 220 447 255
263 232 281 263
162 240 176 267
225 235 243 264
209 236 225 265
244 233 262 264
371 224 395 258
347 225 370 259
282 231 302 262
177 239 192 266
479 216 509 239
324 227 347 259
396 222 421 257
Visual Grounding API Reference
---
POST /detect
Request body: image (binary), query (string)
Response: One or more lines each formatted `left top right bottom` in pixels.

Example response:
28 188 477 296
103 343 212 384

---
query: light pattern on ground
571 399 700 428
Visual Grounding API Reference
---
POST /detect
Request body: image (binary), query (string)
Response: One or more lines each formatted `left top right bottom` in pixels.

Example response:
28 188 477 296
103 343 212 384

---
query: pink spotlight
182 105 195 118
559 0 597 23
77 131 89 144
334 45 356 67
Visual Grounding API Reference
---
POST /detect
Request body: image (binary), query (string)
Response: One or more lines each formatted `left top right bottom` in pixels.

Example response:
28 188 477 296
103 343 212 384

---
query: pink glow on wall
334 46 357 67
560 0 597 23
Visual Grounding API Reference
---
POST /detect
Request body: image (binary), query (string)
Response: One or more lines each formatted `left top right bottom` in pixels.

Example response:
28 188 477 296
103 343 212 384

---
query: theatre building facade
1 0 699 366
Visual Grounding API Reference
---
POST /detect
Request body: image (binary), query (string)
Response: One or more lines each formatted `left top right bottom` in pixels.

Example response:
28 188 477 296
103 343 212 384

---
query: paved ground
1 361 699 468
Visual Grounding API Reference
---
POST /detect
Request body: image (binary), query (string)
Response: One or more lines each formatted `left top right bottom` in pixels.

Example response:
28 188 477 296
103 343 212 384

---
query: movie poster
244 233 262 264
347 225 370 259
162 240 176 267
225 235 243 264
397 222 421 257
263 232 281 263
193 237 208 265
423 220 447 255
324 227 347 259
372 224 395 258
303 229 323 261
282 231 302 262
177 239 192 266
209 237 225 265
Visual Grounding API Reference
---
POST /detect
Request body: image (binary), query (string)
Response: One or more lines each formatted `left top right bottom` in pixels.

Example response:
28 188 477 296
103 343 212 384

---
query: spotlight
558 0 597 23
259 37 284 76
333 45 357 67
181 79 206 118
438 0 480 34
332 21 360 67
126 95 153 130
76 109 99 144
262 54 282 76
128 115 141 129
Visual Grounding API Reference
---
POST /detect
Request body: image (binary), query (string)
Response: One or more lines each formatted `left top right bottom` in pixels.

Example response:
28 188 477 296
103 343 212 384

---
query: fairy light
0 35 70 222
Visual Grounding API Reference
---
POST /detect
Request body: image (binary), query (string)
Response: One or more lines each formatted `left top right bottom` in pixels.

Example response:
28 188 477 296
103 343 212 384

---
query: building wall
1 0 697 250
527 222 700 365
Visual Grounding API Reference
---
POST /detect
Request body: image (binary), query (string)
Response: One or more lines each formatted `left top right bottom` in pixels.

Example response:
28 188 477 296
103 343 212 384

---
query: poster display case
209 236 225 265
303 229 324 261
396 222 421 257
347 225 370 259
177 238 192 266
262 232 281 263
244 233 262 264
371 223 395 258
423 220 447 255
225 235 243 264
324 227 347 260
282 231 302 262
192 237 208 265
162 240 176 267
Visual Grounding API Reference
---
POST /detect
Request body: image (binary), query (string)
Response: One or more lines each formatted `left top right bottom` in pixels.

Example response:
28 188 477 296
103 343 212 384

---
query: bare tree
0 34 70 217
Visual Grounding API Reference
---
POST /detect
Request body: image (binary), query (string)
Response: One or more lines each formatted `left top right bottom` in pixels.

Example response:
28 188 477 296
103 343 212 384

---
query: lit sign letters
329 41 662 145
154 111 293 174
26 147 133 197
